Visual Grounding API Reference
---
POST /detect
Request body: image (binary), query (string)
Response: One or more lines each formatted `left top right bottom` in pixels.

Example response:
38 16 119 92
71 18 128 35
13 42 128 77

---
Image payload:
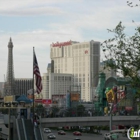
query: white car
74 138 81 140
104 133 111 140
104 133 119 140
47 133 56 139
44 128 51 133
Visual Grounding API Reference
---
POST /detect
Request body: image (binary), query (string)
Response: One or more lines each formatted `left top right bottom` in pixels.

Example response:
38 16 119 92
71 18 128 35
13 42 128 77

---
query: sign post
109 103 113 131
106 89 115 131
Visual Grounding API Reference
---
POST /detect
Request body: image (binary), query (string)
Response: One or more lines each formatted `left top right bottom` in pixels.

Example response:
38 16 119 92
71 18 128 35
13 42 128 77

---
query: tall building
4 38 17 96
0 82 4 97
15 78 33 96
42 64 72 101
4 39 33 97
50 40 100 101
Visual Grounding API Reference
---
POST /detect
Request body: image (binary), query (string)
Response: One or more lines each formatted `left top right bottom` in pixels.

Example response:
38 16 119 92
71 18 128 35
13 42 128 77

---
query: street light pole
110 113 112 131
8 108 11 140
109 103 113 131
69 86 71 108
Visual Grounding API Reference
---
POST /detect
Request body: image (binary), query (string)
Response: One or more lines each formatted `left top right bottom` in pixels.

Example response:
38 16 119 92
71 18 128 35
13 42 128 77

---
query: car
80 127 90 132
44 128 51 133
104 133 119 140
74 138 81 140
73 131 82 136
57 127 63 130
110 133 119 140
47 133 56 139
58 130 66 135
80 127 86 132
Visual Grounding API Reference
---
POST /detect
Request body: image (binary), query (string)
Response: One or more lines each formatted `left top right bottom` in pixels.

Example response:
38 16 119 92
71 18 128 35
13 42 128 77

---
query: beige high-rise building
50 40 100 101
42 64 72 100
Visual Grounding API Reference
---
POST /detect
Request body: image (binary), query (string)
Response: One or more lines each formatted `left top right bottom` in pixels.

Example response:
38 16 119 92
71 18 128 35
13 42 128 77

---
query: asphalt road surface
43 129 129 140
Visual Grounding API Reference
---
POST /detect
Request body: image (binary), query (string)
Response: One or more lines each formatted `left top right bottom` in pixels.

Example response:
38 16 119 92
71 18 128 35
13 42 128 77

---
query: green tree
77 105 85 116
65 107 77 117
35 104 45 116
126 1 139 7
101 21 140 88
101 22 140 116
50 106 59 117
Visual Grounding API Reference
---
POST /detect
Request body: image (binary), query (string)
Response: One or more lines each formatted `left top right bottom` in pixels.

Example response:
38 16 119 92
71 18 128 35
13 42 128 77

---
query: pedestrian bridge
41 116 140 127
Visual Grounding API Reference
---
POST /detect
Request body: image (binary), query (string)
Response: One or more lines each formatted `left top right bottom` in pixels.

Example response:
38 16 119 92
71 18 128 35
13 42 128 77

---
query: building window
47 76 49 80
54 76 57 80
83 78 85 82
58 69 60 73
65 77 68 81
62 76 64 81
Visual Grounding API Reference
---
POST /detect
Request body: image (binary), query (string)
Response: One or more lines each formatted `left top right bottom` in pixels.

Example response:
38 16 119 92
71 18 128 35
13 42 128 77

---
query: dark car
58 130 66 135
47 133 56 139
73 131 82 136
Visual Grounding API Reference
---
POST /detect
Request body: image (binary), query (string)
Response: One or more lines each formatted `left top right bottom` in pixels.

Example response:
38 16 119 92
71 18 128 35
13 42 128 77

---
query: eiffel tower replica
4 38 17 96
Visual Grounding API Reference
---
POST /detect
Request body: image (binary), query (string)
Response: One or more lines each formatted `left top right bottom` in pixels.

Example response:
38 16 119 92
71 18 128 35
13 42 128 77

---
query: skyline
0 0 140 82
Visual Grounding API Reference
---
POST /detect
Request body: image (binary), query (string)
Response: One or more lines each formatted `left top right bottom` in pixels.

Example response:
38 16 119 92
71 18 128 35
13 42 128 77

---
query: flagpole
33 47 35 129
32 47 42 136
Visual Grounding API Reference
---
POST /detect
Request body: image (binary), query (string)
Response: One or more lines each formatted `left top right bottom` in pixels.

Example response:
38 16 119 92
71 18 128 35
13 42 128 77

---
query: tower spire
4 38 16 96
8 37 13 48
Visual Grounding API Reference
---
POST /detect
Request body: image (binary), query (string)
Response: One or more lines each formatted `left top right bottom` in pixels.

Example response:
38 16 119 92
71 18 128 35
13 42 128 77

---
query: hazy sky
0 0 139 82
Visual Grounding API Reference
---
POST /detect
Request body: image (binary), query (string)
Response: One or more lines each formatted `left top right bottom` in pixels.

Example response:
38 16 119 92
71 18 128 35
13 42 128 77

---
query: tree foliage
50 106 60 117
35 104 45 115
127 1 139 7
101 21 140 87
77 104 85 116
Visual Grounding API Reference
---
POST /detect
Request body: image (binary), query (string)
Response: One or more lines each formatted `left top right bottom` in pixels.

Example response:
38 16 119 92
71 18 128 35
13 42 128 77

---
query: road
42 129 129 140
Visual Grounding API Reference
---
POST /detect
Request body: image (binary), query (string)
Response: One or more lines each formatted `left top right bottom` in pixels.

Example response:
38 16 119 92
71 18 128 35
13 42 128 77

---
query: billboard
116 85 126 102
35 99 42 103
52 95 65 104
106 89 115 103
117 91 125 102
51 41 71 47
42 99 52 104
4 96 15 102
34 99 52 104
70 93 80 101
28 94 33 99
66 93 70 108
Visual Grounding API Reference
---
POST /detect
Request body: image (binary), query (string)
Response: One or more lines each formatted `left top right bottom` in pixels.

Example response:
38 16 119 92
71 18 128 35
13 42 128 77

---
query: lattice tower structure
4 38 17 96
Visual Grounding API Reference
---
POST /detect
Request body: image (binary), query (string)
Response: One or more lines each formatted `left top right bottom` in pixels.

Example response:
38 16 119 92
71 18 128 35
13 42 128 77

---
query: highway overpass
41 116 140 127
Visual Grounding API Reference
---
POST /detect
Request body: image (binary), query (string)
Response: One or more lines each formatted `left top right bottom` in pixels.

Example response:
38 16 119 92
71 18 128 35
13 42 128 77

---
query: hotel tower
50 40 100 101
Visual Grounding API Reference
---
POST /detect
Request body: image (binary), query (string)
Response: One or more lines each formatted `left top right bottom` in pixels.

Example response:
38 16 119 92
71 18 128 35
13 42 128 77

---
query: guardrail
41 116 140 127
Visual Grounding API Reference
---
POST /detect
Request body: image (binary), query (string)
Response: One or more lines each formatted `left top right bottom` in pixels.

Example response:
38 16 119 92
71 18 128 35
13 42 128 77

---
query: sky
0 0 140 82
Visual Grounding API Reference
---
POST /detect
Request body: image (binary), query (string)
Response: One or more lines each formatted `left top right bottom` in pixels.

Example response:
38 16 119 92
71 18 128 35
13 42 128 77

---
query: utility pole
8 108 11 140
109 103 113 131
69 86 71 108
